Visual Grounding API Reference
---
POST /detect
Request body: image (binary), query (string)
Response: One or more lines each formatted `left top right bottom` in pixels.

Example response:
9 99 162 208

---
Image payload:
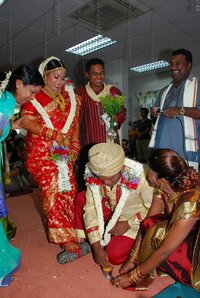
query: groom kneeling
74 143 154 274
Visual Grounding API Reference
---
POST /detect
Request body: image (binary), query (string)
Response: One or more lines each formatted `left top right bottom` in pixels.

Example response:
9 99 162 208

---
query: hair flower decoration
0 71 12 96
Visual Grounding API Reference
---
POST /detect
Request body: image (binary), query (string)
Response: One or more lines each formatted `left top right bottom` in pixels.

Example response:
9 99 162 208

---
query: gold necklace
44 86 66 111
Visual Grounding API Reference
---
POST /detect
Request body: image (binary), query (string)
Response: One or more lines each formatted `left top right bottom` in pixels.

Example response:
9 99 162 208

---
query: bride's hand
12 118 22 130
55 131 65 145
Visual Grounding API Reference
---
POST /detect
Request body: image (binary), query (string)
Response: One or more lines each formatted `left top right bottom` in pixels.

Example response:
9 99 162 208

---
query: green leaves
100 95 125 117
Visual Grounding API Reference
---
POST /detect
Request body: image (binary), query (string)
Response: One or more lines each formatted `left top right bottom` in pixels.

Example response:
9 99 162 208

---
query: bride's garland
31 81 76 192
31 82 76 134
84 158 143 246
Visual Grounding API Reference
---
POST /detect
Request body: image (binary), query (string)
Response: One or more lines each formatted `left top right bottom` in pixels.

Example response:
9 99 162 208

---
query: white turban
88 143 125 177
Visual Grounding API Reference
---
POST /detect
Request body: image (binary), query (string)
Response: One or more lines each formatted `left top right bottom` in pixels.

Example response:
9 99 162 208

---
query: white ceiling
0 0 200 81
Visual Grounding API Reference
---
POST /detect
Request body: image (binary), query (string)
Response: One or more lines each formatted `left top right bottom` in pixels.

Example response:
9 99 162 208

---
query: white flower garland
62 84 76 133
85 158 143 246
0 71 12 96
31 83 77 192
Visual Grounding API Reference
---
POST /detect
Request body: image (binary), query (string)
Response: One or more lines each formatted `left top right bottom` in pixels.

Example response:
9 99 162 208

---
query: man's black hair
85 58 104 72
172 49 192 64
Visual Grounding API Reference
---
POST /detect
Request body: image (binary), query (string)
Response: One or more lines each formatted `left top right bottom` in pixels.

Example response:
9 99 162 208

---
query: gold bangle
130 269 142 284
130 266 145 284
46 128 53 140
136 266 145 278
129 248 139 263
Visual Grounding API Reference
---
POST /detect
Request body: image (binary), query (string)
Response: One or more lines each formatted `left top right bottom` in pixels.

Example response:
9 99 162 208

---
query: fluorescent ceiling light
0 0 6 5
130 60 170 73
65 35 117 56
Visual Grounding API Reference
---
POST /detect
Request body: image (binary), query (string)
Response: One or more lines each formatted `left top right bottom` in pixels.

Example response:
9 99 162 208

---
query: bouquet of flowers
50 145 70 162
121 161 142 189
100 92 125 139
121 167 140 189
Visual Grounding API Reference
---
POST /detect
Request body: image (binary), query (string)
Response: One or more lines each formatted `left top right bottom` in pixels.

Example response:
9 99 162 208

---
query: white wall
129 71 170 121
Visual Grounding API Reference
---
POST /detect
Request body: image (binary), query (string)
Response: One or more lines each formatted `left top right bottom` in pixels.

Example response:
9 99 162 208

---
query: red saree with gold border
21 89 81 244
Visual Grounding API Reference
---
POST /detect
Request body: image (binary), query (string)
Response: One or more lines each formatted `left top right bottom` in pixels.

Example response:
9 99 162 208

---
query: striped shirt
76 84 124 148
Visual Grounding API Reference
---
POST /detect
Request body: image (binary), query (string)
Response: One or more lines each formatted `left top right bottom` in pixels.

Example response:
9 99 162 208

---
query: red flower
128 183 138 190
86 177 102 185
121 178 126 184
121 179 138 190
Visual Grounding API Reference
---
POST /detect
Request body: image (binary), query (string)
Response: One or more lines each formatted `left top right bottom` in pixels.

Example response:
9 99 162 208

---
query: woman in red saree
110 148 200 296
20 57 90 263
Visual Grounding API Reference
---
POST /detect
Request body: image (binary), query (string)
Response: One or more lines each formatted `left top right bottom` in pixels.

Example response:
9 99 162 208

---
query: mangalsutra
44 86 66 111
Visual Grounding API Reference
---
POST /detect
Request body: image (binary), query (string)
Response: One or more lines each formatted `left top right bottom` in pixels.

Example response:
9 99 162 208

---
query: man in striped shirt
76 58 126 189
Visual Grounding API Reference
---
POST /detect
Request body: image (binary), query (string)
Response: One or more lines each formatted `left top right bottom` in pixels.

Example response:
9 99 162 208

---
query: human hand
110 272 132 288
55 131 65 145
69 150 78 163
119 259 136 274
109 221 130 236
162 107 181 118
92 244 110 268
12 118 22 130
63 137 71 147
115 108 126 125
150 107 160 117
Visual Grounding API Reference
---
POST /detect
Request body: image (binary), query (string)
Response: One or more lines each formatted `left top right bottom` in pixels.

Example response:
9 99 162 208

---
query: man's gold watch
180 107 185 115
